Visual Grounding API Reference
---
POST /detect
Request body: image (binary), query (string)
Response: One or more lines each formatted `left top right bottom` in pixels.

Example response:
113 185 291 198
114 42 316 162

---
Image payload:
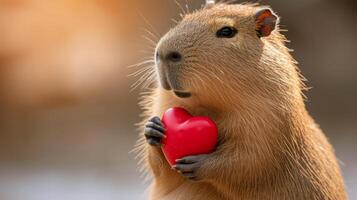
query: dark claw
176 154 209 164
145 121 166 133
174 163 199 173
144 127 165 138
147 138 161 146
149 116 163 126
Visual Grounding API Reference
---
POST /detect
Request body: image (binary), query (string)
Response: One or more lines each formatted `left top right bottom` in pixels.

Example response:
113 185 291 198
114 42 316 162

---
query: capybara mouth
174 91 191 98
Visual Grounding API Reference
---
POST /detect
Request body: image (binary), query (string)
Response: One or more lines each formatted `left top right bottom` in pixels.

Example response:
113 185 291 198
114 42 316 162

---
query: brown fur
135 3 347 200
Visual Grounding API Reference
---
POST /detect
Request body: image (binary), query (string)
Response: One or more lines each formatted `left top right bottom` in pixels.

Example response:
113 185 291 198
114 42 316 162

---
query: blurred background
0 0 356 199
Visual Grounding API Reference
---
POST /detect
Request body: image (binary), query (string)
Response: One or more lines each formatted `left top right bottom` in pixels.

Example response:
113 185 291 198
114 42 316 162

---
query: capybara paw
144 116 166 146
173 154 210 180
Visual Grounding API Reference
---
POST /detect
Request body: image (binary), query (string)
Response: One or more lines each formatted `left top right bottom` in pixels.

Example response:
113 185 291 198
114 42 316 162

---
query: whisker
131 71 153 92
140 28 159 41
174 0 187 17
139 49 155 55
141 35 157 47
185 0 190 13
143 46 157 51
130 65 157 92
171 18 179 24
127 60 154 69
141 56 155 60
138 12 160 37
142 71 157 89
128 65 153 77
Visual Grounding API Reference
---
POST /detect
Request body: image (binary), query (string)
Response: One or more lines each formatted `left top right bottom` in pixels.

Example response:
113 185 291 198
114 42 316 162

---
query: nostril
155 51 160 62
166 51 182 62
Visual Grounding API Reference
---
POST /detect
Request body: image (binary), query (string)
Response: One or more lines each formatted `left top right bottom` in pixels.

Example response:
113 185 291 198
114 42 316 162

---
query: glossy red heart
161 107 218 166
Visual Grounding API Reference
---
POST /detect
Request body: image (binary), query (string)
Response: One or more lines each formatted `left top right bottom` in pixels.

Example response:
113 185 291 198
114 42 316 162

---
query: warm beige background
0 0 356 199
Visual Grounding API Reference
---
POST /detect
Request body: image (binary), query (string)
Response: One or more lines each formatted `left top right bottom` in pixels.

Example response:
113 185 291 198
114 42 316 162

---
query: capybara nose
165 51 182 63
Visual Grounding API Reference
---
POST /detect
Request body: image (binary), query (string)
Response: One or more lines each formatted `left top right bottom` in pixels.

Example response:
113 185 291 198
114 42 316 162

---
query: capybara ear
204 0 215 9
254 8 278 37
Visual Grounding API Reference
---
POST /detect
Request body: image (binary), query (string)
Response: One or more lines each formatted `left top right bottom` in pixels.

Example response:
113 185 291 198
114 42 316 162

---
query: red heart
161 107 218 166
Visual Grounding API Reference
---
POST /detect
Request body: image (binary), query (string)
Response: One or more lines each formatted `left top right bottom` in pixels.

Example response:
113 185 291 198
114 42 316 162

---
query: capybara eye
216 26 238 38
